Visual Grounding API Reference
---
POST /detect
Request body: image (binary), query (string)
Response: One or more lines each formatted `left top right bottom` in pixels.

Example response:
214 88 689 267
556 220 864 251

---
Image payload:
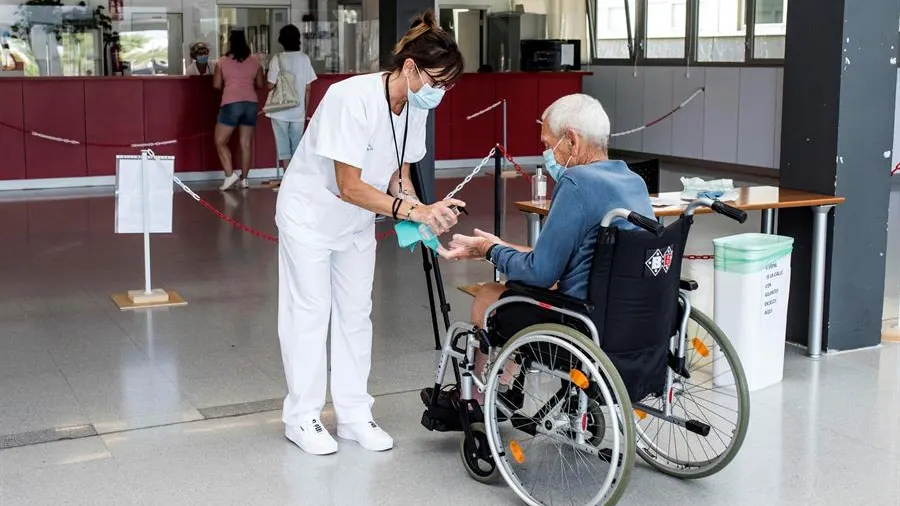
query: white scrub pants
278 228 377 428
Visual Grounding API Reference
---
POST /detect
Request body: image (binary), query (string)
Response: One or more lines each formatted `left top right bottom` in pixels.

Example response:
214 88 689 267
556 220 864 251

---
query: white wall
583 66 783 169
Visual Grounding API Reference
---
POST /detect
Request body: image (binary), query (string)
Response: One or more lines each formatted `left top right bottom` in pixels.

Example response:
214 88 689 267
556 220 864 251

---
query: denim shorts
271 119 304 160
217 101 258 127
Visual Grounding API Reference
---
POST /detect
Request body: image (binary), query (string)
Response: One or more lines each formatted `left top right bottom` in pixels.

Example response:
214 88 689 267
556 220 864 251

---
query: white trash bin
712 233 794 392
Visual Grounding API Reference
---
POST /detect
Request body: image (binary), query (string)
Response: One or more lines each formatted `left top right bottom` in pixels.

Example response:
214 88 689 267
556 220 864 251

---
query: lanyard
385 73 409 193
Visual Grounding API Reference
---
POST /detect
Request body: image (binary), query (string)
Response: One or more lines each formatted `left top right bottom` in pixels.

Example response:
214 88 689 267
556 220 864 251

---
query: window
755 0 785 24
644 0 687 59
593 0 636 60
589 0 786 65
2 3 107 77
753 0 786 59
697 0 746 62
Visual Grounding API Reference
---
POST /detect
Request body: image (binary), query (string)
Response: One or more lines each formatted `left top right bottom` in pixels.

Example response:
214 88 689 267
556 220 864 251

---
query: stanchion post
501 100 509 243
494 146 502 282
141 149 153 295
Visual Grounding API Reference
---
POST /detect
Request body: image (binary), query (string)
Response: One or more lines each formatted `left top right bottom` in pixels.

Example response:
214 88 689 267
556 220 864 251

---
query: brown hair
389 10 464 88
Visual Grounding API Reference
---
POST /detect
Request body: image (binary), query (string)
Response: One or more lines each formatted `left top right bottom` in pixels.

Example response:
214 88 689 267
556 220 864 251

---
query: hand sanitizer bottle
532 167 547 204
418 206 462 241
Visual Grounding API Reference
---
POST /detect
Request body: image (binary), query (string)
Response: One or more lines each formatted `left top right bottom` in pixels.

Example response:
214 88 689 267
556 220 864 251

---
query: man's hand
471 228 507 246
437 230 495 261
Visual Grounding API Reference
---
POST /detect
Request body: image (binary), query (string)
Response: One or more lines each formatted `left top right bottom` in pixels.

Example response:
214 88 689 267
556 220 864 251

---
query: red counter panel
494 74 540 157
2 72 586 182
144 79 204 173
0 81 26 180
84 80 145 176
24 80 88 179
449 74 499 159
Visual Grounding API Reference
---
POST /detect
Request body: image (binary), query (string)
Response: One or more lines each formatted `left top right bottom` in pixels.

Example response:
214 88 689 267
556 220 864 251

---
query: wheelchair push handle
627 212 666 237
711 201 748 223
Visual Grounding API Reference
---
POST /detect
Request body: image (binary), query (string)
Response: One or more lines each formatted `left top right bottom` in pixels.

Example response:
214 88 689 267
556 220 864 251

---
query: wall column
778 0 898 351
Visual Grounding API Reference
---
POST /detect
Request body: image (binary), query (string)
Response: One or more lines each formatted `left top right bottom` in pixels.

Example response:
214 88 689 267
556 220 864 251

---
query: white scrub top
276 72 428 251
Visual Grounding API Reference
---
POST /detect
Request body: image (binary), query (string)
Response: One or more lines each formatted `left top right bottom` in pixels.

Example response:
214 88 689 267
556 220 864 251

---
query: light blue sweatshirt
490 160 655 300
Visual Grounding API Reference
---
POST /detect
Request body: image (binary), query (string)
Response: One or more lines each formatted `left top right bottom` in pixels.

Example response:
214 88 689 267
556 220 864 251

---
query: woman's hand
410 199 465 236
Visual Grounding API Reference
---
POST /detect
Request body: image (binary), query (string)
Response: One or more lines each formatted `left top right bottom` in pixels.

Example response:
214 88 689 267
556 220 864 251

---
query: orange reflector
692 337 710 357
634 409 647 420
509 440 526 464
569 369 589 390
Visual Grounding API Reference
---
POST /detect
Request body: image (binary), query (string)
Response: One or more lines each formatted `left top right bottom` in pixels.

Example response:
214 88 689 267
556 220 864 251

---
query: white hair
541 94 610 149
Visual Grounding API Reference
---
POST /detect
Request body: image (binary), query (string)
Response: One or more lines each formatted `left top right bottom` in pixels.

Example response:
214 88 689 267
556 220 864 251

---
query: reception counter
0 71 589 183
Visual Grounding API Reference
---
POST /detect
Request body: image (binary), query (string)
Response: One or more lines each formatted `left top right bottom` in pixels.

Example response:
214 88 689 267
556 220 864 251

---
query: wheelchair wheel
634 307 750 479
482 324 635 506
459 422 500 484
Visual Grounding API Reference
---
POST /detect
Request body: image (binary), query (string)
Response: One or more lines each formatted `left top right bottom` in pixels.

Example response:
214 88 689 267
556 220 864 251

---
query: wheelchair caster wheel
459 423 499 484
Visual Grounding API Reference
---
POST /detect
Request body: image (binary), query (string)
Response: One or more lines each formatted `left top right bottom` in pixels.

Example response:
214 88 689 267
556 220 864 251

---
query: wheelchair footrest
421 407 464 432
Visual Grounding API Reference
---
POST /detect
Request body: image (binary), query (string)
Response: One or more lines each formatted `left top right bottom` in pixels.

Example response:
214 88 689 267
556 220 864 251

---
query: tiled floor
1 168 898 506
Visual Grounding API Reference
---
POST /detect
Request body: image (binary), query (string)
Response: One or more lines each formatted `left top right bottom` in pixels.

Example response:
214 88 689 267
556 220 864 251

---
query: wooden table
514 185 846 358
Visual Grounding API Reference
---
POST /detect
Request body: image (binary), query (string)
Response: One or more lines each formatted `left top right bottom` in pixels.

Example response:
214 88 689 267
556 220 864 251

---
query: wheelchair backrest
587 216 692 401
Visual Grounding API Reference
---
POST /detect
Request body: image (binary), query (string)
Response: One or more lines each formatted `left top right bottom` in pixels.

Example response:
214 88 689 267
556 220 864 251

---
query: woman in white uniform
275 11 465 456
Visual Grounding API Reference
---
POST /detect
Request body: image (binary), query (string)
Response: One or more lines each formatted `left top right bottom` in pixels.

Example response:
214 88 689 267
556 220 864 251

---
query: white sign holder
110 150 187 310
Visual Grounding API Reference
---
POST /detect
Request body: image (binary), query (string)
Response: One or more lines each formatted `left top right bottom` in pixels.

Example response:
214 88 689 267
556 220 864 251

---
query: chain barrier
0 99 509 151
444 148 497 200
465 101 503 121
684 254 714 260
496 145 533 182
610 87 705 138
157 146 507 245
533 87 706 139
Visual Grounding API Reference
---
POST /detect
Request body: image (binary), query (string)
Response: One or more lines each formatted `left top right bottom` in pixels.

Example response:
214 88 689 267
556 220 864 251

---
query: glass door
119 12 184 76
216 7 289 70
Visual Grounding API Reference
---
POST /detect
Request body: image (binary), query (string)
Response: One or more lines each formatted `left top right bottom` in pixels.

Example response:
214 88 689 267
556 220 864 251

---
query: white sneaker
285 418 338 455
337 420 394 451
219 173 239 191
239 178 250 189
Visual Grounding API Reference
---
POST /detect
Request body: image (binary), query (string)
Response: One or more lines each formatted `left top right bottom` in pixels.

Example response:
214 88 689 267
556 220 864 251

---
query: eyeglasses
419 68 455 91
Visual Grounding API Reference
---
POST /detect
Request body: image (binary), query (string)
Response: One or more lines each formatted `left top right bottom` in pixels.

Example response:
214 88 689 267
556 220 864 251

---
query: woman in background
265 24 317 191
186 41 214 76
213 30 264 191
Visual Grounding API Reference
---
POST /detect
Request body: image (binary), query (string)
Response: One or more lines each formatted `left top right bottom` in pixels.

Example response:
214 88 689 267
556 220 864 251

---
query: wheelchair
420 198 751 506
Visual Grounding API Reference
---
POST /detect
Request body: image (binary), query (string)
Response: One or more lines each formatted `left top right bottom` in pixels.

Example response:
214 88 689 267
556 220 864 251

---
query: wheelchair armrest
504 281 594 315
680 278 699 291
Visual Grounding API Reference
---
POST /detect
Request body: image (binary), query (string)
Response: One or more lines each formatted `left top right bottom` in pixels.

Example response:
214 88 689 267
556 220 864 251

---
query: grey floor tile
0 436 111 473
0 370 90 436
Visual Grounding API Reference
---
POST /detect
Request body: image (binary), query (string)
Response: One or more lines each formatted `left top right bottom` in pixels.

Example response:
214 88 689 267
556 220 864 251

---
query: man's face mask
542 136 571 182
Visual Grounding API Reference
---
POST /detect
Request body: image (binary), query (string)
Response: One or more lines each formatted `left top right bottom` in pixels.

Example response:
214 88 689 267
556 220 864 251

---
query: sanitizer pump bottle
532 167 547 204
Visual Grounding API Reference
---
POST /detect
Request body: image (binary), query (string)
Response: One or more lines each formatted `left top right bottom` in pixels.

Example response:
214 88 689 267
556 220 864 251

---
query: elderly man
427 94 654 404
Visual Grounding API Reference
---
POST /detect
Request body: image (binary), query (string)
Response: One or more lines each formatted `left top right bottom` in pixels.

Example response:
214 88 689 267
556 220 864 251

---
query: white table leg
761 209 775 234
807 205 834 359
526 212 542 247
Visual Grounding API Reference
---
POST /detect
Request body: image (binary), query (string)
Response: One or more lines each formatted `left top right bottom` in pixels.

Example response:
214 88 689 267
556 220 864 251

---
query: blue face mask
542 138 569 181
407 66 445 110
196 55 209 64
